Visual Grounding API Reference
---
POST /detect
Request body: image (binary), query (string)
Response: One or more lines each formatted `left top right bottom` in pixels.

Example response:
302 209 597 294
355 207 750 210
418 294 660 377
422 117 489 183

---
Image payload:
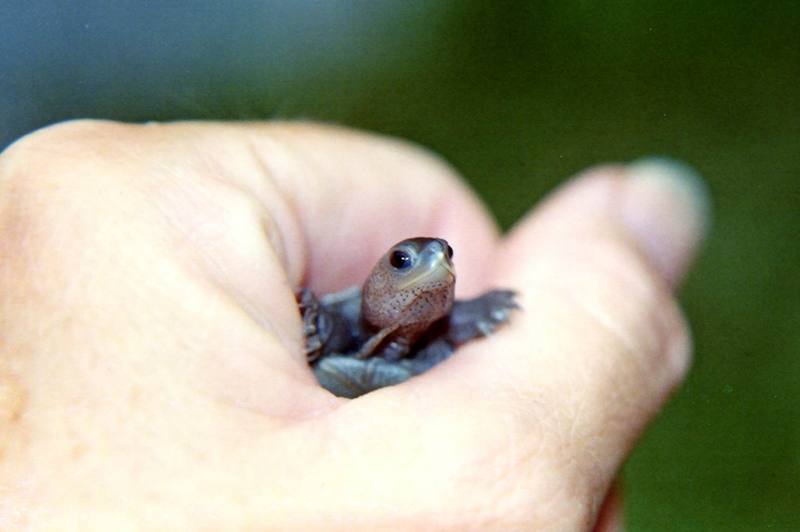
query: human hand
0 121 708 529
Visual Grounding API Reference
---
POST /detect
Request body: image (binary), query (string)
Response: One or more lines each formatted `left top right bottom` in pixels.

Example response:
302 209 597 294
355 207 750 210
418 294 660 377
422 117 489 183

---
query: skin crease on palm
0 120 708 530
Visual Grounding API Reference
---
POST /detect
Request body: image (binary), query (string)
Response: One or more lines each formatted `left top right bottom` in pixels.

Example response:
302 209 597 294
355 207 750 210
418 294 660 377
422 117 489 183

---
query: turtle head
361 237 456 334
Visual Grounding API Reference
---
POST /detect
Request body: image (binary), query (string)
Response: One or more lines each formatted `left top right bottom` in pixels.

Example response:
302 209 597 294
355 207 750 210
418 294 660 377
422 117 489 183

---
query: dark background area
2 2 798 529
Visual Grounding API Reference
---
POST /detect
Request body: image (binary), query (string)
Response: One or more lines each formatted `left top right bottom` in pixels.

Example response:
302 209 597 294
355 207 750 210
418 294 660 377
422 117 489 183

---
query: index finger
195 121 503 295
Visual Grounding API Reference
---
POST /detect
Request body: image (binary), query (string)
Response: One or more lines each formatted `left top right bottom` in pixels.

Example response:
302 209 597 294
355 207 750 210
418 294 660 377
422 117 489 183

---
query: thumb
411 158 710 526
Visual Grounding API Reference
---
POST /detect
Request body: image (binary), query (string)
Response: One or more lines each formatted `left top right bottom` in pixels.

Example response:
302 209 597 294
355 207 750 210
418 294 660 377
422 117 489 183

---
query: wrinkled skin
299 237 518 398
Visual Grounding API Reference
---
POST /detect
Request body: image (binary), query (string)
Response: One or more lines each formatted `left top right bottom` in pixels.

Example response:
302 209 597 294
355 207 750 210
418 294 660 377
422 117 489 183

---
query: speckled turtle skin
298 237 518 398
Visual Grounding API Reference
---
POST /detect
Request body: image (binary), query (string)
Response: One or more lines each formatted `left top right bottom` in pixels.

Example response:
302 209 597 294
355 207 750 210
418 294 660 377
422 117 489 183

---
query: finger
409 159 709 516
506 159 708 472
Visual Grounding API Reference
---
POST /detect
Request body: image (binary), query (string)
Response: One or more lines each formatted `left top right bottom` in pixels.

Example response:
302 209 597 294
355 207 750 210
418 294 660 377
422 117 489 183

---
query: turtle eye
446 244 454 259
389 249 413 270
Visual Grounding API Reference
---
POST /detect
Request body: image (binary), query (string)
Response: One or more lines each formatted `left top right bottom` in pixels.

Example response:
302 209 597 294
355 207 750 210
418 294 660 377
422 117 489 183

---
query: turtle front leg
353 325 399 360
446 289 519 345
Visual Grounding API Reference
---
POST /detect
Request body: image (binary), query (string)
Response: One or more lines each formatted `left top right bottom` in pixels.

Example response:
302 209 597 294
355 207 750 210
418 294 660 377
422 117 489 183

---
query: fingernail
619 157 712 287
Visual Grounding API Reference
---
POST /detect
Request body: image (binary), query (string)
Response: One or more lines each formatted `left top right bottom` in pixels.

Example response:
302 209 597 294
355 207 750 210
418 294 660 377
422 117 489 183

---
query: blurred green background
3 1 798 529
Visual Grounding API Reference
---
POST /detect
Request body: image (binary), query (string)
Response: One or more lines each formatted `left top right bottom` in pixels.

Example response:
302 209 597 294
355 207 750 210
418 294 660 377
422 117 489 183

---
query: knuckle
3 119 121 162
591 238 690 379
554 235 686 363
0 121 157 273
540 236 692 443
525 233 692 405
1 119 131 194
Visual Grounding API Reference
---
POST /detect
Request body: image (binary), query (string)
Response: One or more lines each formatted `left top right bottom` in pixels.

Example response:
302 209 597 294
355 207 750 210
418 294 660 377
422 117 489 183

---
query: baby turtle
297 237 518 398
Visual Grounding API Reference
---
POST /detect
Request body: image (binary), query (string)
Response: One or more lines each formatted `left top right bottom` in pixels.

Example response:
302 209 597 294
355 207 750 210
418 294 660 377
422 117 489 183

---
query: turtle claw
297 288 326 363
476 320 494 336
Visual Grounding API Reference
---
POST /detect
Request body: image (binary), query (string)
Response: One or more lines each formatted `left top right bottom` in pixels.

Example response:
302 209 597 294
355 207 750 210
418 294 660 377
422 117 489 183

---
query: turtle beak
397 239 455 289
437 238 455 276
